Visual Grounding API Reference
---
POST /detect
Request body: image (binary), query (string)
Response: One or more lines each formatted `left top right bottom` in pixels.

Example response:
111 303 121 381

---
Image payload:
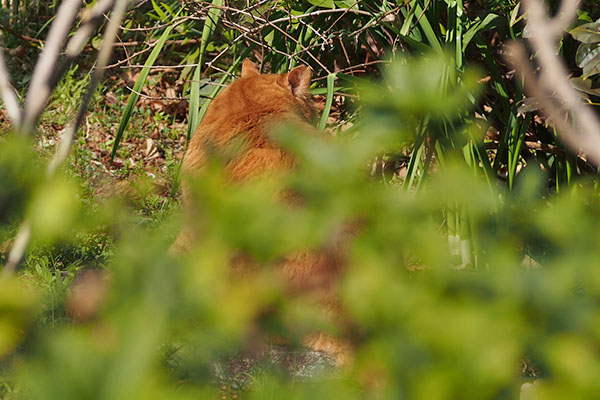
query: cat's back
183 59 314 178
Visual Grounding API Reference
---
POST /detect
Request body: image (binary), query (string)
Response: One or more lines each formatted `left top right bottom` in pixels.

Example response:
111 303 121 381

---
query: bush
2 1 600 399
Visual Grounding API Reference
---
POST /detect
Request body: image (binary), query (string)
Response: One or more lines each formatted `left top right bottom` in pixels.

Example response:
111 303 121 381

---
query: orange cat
173 59 351 364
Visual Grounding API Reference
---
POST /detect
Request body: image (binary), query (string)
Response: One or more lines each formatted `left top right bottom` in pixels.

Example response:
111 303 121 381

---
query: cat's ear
242 59 259 77
287 65 312 98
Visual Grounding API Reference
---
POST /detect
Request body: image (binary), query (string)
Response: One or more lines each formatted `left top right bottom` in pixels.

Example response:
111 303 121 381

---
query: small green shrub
1 54 600 399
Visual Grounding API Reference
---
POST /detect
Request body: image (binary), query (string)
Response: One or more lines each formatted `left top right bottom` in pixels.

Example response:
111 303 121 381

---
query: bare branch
20 0 82 134
69 0 128 134
0 49 22 126
0 22 44 45
3 0 130 278
3 222 30 277
66 0 117 57
510 0 600 165
549 0 580 36
49 0 130 177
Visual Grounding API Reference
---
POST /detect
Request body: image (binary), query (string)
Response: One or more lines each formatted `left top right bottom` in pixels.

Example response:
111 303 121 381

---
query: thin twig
66 0 116 57
123 83 213 100
105 44 153 69
109 38 203 47
104 17 193 69
0 22 44 45
119 15 198 32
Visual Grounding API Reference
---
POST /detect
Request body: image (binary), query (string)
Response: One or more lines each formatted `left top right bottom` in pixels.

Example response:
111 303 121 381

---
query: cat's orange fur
172 59 351 364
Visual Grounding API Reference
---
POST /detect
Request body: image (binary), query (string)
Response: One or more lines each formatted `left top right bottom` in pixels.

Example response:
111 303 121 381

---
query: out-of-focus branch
49 0 129 177
549 0 580 36
20 0 122 135
508 43 580 154
0 49 22 126
3 0 130 278
20 0 82 134
510 0 600 165
3 222 30 278
0 22 44 45
67 0 117 57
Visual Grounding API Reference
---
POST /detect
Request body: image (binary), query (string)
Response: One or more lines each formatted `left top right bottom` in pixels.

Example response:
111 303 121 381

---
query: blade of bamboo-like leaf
111 24 174 162
455 0 463 69
459 208 473 267
196 48 251 124
413 2 443 54
311 86 342 95
462 14 502 51
151 0 167 20
399 33 431 53
468 132 494 190
173 49 251 190
186 58 202 140
403 118 429 191
161 1 174 14
415 136 437 192
318 73 336 131
186 0 223 139
507 113 529 189
400 0 417 36
447 203 458 261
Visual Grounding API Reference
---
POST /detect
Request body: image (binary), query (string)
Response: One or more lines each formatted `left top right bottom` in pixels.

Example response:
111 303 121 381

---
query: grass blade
173 49 251 190
110 24 174 162
318 72 336 131
196 48 251 124
186 0 223 139
413 2 443 54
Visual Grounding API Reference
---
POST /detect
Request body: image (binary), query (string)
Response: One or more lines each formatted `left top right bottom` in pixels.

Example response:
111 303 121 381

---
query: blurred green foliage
0 137 40 226
3 0 600 398
2 52 600 399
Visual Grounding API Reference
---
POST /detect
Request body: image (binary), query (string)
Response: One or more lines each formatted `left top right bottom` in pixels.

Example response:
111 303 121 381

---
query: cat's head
239 59 315 121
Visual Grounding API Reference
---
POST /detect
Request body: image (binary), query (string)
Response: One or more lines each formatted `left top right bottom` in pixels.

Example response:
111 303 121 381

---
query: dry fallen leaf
166 87 177 98
144 138 160 160
67 270 110 322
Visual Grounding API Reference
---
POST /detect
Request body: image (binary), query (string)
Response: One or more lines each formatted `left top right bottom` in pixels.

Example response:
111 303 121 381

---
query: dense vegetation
2 0 600 398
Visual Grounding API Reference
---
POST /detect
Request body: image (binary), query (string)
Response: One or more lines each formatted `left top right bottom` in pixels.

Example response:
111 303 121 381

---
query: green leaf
570 77 600 97
399 33 431 53
517 97 543 114
462 14 502 51
319 73 336 131
201 0 223 57
196 49 252 124
187 59 202 141
91 35 102 51
29 178 79 242
187 0 223 139
334 0 357 7
413 3 443 54
509 3 521 27
576 42 600 67
161 1 174 15
308 0 335 9
583 55 600 79
151 0 167 20
111 24 174 162
400 0 418 36
569 22 600 43
576 42 600 78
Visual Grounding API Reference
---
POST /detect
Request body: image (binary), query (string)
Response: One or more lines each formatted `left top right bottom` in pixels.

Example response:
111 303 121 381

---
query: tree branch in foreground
509 0 600 166
3 0 130 278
